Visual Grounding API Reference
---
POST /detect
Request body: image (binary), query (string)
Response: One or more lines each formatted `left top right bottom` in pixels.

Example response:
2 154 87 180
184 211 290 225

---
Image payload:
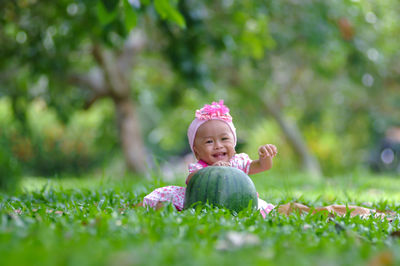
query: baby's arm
248 144 277 175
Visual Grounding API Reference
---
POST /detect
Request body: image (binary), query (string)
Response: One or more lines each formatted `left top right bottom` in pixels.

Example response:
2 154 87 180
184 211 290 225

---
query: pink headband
187 100 237 154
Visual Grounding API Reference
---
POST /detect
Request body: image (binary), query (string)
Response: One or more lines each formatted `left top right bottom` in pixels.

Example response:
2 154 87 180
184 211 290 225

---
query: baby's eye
205 140 213 144
222 137 229 141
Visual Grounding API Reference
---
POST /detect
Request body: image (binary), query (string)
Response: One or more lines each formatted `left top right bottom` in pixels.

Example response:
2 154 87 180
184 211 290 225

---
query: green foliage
0 139 21 192
0 98 118 177
154 0 186 28
123 0 138 31
1 0 400 176
0 99 21 191
0 0 186 123
1 173 400 265
131 0 399 175
244 119 299 174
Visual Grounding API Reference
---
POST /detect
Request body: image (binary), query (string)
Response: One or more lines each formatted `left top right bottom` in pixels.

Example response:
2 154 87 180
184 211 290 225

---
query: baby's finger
258 146 265 157
271 145 278 156
259 146 270 158
266 145 276 157
271 145 278 157
266 144 277 156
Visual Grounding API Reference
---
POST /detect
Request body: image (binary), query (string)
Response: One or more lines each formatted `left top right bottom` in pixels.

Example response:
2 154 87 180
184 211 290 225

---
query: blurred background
1 0 399 190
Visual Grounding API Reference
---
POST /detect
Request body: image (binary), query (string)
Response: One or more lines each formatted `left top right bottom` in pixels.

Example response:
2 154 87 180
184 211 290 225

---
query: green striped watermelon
184 166 258 212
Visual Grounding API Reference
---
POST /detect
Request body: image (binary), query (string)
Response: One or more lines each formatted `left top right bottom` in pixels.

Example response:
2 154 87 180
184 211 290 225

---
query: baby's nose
214 141 223 148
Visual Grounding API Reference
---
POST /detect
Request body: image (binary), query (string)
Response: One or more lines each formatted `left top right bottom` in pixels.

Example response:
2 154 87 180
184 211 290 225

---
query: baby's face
193 120 235 165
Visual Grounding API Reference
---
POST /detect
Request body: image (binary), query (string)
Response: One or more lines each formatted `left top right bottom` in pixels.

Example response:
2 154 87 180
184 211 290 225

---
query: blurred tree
203 0 400 175
0 0 185 174
1 0 398 178
148 0 399 176
152 0 324 177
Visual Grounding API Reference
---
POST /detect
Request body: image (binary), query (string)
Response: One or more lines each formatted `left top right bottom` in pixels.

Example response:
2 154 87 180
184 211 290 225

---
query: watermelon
184 166 258 212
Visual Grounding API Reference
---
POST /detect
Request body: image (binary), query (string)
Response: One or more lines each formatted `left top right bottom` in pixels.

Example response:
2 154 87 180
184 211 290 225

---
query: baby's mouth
213 152 227 160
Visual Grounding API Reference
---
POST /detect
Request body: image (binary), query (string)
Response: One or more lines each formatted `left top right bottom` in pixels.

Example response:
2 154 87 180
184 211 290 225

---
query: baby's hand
258 144 278 159
212 161 231 167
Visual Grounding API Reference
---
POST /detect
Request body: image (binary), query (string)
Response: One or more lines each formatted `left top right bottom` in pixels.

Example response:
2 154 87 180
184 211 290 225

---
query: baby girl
142 100 277 217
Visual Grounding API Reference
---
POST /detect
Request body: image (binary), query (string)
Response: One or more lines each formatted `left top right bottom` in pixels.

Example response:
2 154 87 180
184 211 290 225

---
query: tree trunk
114 97 147 173
70 64 149 173
82 33 149 174
263 101 322 179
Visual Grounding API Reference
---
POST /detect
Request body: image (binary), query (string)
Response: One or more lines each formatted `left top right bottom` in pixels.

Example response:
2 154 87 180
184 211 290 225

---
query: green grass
1 171 400 266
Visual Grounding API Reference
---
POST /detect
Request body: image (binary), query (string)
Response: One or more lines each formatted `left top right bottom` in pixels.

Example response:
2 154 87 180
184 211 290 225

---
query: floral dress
143 153 275 218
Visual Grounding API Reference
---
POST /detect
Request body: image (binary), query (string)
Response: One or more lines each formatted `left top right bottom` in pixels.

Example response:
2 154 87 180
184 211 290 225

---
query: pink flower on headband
195 100 232 122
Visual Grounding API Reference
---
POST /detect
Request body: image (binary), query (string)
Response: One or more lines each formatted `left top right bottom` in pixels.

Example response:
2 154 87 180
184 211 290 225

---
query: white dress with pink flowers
143 153 275 218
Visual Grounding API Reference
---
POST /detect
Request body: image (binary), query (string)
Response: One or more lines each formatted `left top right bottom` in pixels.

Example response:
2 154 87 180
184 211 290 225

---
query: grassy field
1 171 400 266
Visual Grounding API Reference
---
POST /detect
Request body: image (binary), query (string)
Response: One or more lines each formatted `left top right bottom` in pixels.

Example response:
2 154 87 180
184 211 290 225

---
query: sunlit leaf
123 0 137 31
97 0 118 25
154 0 186 28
